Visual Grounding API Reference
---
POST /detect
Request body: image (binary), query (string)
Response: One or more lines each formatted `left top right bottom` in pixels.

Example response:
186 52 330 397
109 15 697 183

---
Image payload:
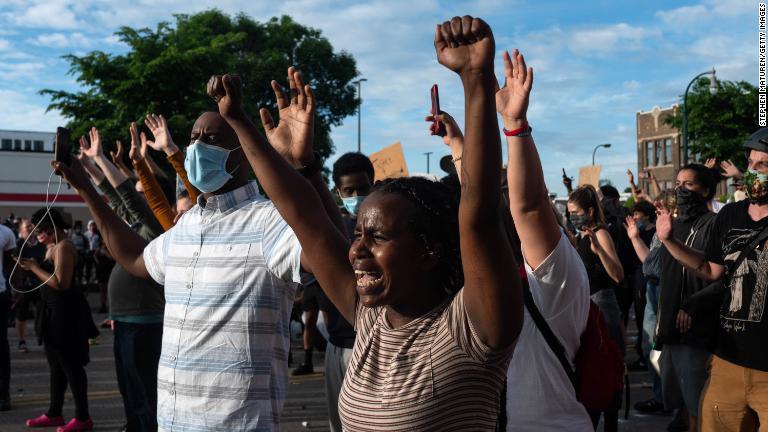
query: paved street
1 293 675 431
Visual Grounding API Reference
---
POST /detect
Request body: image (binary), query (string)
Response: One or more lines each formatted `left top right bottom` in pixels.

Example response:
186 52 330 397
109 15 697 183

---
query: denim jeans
113 321 162 432
642 281 662 402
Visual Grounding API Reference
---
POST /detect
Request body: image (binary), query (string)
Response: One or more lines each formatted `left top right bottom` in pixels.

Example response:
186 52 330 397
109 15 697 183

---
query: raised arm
53 158 150 279
210 70 355 324
625 215 650 262
145 113 201 201
110 140 136 181
656 205 724 282
436 16 522 349
258 70 345 236
130 122 175 231
426 111 464 181
496 49 560 269
84 127 130 188
584 227 624 283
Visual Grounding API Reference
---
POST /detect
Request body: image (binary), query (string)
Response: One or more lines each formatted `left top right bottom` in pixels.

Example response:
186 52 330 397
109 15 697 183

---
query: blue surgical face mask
184 140 241 193
636 221 647 231
342 196 366 216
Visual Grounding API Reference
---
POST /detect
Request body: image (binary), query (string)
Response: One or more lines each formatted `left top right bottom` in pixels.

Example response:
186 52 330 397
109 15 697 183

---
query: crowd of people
0 14 766 432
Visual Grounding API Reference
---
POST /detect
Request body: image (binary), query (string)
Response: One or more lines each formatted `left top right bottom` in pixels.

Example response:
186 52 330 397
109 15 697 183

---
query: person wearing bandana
658 129 768 431
654 164 719 432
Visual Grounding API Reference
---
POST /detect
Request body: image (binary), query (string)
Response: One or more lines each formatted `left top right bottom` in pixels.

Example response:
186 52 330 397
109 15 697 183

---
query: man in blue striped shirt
54 71 342 431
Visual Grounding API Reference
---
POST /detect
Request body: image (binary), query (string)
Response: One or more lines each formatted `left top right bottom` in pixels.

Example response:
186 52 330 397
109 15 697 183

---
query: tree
42 10 359 164
665 79 758 168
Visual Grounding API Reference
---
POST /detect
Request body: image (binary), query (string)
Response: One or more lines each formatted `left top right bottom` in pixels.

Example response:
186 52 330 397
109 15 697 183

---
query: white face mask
184 140 242 193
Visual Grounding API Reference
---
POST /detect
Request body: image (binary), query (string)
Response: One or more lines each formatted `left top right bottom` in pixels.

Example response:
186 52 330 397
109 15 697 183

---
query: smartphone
54 127 72 169
430 84 446 136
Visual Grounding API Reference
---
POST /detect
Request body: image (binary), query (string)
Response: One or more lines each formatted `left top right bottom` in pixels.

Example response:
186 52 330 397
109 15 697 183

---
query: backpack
522 269 625 412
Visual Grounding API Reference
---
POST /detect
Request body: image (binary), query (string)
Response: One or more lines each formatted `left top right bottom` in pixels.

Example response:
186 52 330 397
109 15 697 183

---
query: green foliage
623 195 635 209
665 79 758 169
41 10 359 163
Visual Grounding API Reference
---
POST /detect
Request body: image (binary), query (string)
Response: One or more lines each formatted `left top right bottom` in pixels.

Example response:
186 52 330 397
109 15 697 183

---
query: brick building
636 105 728 199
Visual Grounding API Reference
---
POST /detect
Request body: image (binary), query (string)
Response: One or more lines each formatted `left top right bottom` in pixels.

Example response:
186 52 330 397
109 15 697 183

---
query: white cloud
0 62 46 81
0 90 65 131
656 0 753 29
567 23 661 56
3 0 81 29
623 80 640 90
30 32 93 49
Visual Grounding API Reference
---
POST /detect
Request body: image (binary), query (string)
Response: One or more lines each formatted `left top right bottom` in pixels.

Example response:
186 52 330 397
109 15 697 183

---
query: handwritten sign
578 165 602 188
370 142 409 181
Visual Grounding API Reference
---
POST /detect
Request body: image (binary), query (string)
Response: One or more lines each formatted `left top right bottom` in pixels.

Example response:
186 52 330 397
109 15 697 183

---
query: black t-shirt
705 200 768 371
317 212 357 348
657 212 717 349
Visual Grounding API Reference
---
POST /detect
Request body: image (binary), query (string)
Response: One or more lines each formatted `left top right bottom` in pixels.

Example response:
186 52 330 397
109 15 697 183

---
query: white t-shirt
0 224 16 293
506 232 592 431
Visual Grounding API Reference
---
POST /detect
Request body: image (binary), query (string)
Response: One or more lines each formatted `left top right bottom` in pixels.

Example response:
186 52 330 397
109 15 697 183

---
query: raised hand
145 113 179 155
111 140 125 166
208 74 243 120
655 203 673 241
720 160 742 179
705 158 717 170
495 49 533 128
81 127 103 159
625 216 640 239
140 132 150 159
128 122 143 163
425 111 464 149
258 67 315 168
582 228 603 255
434 16 495 76
627 169 635 185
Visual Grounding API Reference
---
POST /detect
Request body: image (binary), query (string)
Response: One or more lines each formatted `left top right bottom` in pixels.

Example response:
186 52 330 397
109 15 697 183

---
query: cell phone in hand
430 84 446 136
54 127 72 172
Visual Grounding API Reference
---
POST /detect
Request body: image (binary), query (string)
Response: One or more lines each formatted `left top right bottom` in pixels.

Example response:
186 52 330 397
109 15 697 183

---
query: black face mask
675 187 708 220
569 214 590 231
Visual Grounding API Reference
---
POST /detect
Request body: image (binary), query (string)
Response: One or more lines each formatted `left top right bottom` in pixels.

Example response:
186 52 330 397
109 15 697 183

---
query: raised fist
434 16 495 76
208 74 243 119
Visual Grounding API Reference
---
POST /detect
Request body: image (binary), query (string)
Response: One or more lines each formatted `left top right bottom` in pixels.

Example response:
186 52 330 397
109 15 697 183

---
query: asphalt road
0 293 675 432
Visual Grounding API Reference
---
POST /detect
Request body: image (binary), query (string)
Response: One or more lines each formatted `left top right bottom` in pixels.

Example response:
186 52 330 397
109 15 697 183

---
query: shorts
301 281 328 312
661 343 711 417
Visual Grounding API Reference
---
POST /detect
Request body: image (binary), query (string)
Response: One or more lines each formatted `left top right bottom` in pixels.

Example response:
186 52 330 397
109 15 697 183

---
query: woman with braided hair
209 15 523 431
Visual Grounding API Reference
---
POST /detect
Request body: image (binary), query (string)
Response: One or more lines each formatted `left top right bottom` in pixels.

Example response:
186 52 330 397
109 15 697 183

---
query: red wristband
503 121 530 137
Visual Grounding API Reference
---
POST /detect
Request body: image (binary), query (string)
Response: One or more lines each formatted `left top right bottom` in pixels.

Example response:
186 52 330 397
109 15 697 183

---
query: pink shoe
26 413 65 427
56 417 93 431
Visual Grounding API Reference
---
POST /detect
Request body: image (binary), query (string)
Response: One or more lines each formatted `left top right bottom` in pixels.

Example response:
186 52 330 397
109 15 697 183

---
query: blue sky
0 0 756 195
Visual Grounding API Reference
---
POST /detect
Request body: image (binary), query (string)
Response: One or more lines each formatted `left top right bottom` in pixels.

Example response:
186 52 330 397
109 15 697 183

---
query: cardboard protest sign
370 142 409 181
578 165 602 188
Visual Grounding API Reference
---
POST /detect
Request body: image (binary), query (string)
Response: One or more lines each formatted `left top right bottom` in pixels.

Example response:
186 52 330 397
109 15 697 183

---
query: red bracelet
503 121 530 137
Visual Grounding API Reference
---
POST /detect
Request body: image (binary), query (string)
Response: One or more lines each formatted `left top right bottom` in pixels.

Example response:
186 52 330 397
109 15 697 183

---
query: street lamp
682 68 717 165
424 152 433 174
592 143 611 165
353 78 368 153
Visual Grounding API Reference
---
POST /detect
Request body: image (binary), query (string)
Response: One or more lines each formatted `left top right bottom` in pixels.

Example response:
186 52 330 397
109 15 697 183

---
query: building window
1 139 11 150
646 141 654 166
33 140 44 151
655 140 664 165
13 139 21 150
665 138 673 165
24 140 32 151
